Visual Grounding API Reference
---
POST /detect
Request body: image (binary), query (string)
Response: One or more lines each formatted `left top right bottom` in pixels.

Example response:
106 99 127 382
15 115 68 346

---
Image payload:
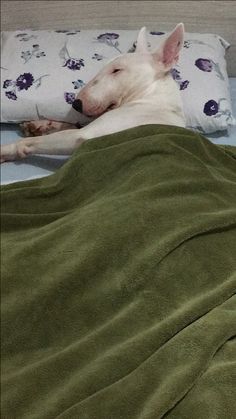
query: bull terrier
0 23 185 163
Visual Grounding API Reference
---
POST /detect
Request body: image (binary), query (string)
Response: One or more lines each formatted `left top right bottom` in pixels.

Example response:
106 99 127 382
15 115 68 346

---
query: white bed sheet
1 78 236 185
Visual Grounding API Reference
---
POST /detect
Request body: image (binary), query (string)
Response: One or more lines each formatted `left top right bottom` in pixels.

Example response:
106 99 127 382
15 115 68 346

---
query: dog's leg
0 109 111 163
0 129 84 163
1 107 139 163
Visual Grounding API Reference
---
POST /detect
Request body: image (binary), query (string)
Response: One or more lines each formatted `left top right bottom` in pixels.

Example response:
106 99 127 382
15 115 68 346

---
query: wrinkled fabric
1 125 236 419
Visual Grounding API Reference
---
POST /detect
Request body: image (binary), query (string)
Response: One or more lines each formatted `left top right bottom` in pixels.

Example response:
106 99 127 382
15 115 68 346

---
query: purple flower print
72 80 85 89
15 33 28 38
180 80 189 90
3 73 49 101
185 39 214 50
21 50 31 62
186 40 211 49
15 33 37 42
171 68 181 81
203 97 234 124
127 42 137 53
96 33 121 53
195 58 224 80
92 53 105 61
63 58 84 71
55 30 70 33
195 58 213 72
5 91 17 101
59 43 85 71
150 31 165 35
3 79 13 88
171 68 190 91
16 73 34 90
127 40 152 53
97 33 119 41
184 41 191 48
66 31 81 36
203 100 218 116
21 44 46 63
64 92 76 104
55 30 80 35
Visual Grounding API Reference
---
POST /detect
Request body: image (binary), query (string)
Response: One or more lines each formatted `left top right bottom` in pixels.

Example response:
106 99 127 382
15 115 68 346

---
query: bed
1 76 236 184
1 2 236 419
1 76 235 184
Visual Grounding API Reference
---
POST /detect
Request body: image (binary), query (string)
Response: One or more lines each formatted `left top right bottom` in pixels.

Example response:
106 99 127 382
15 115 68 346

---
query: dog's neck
119 74 186 128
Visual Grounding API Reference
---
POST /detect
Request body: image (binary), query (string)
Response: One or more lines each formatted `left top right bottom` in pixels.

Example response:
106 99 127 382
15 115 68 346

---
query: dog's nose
72 99 83 113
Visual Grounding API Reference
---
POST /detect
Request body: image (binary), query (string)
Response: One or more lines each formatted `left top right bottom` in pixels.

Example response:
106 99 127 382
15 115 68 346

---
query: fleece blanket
1 125 236 419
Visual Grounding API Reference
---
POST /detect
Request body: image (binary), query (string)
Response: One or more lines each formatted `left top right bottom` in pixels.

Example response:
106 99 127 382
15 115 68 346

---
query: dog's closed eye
112 68 122 74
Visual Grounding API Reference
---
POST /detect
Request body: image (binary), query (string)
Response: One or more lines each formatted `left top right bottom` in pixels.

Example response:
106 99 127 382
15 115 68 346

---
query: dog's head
73 23 184 117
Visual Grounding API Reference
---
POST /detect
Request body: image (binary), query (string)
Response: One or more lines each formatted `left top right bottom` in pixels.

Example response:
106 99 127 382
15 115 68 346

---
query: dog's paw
0 141 32 163
20 120 76 137
20 120 54 137
0 143 18 163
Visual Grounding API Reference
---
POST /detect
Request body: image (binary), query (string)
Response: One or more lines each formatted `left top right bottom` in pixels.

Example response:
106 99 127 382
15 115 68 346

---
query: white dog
0 24 185 163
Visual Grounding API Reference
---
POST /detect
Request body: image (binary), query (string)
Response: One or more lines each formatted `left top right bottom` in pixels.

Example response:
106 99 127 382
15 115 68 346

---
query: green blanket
1 125 236 419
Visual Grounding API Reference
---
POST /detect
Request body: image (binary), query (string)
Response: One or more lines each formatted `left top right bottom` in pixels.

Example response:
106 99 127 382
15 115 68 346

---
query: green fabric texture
1 125 236 419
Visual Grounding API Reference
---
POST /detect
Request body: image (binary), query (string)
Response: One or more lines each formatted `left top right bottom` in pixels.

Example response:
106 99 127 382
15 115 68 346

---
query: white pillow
1 29 235 133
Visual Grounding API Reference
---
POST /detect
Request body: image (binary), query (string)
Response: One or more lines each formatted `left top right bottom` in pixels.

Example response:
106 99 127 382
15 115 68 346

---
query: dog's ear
153 23 184 70
136 27 148 53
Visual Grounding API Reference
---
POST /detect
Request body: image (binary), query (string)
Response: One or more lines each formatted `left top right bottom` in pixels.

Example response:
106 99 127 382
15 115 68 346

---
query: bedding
1 78 236 186
1 29 235 133
1 124 236 419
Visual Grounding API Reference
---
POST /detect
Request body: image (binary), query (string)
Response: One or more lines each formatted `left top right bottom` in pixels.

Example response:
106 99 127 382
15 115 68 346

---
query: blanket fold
1 125 236 418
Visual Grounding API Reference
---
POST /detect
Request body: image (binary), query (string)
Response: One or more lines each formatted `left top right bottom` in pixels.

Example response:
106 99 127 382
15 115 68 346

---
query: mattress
1 78 236 185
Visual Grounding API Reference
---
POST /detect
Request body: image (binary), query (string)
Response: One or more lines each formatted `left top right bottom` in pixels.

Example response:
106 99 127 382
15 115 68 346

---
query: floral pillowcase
1 29 235 134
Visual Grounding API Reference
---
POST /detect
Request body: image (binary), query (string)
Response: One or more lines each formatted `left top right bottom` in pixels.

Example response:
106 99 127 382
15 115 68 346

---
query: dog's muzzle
72 99 83 113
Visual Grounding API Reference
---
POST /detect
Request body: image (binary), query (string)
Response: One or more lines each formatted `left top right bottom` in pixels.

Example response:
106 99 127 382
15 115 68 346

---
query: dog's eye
112 68 122 74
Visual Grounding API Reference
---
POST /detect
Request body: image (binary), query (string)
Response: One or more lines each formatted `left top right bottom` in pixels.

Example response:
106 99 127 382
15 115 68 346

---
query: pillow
1 29 235 134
